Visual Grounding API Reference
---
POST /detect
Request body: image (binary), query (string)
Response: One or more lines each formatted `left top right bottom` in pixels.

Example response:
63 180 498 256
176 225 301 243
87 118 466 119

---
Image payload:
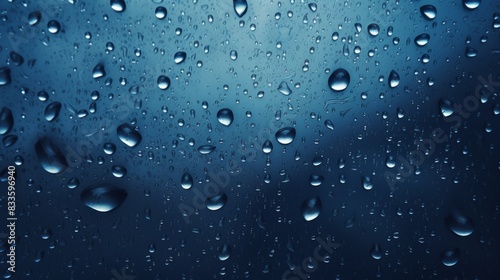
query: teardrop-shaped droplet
92 63 106 79
362 176 373 190
262 140 273 154
302 196 322 221
217 108 234 126
198 145 216 155
0 107 14 135
385 155 396 168
324 119 334 131
438 99 454 117
278 81 292 96
155 6 167 19
367 23 380 36
414 34 430 47
35 138 69 174
309 175 324 187
370 243 383 260
388 70 400 88
81 184 127 212
110 0 126 12
445 211 474 237
233 0 248 17
328 68 350 92
47 20 61 34
28 11 42 26
206 193 228 211
440 248 460 266
181 172 193 190
116 123 142 148
157 75 170 90
308 3 317 12
9 51 24 66
174 51 186 64
44 101 62 122
219 244 232 261
0 67 12 86
275 127 296 145
420 5 437 20
2 135 18 148
463 0 480 10
465 47 478 58
111 165 127 178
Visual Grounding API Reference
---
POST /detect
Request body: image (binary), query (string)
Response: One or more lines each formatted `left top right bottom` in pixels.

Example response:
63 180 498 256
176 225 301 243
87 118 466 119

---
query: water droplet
233 0 248 17
309 175 323 187
41 228 52 240
2 135 18 148
324 119 334 131
278 81 292 96
230 50 238 60
217 108 234 126
198 145 216 155
35 138 69 174
181 172 193 190
445 211 474 236
328 68 350 92
362 176 373 190
308 3 317 12
439 99 454 117
157 75 170 90
67 177 80 189
463 0 480 10
174 51 186 64
440 248 460 266
367 23 380 36
0 107 14 135
385 156 396 168
103 142 116 155
9 51 24 66
28 11 42 26
388 70 400 88
81 184 127 212
206 193 228 211
111 165 127 178
44 102 62 122
155 6 167 19
414 34 430 47
370 243 383 260
275 127 296 145
92 63 106 79
47 20 61 34
420 5 437 20
116 123 142 148
0 67 12 86
262 140 273 154
302 196 322 221
219 244 232 261
110 0 126 12
465 47 478 58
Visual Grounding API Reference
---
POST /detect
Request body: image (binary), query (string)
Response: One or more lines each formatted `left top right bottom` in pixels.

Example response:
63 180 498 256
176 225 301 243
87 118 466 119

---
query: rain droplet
81 184 127 212
465 47 478 58
233 0 248 17
44 102 62 122
414 34 430 47
420 5 437 20
219 244 232 261
92 63 106 79
217 108 234 126
157 75 170 90
385 156 396 168
181 172 193 190
388 70 400 88
302 196 322 221
440 248 460 266
328 68 350 92
111 165 127 178
439 99 454 117
445 211 474 237
309 175 324 187
28 11 42 26
0 107 14 135
308 3 317 12
35 138 69 174
324 119 334 131
230 50 238 60
9 51 24 66
370 243 383 260
47 20 61 34
463 0 480 10
110 0 126 12
275 127 296 145
116 123 142 148
206 193 228 211
367 23 380 36
155 6 167 19
2 135 18 148
67 177 80 189
198 145 216 155
103 142 116 155
278 81 292 96
0 67 12 86
262 140 273 154
174 51 186 64
362 176 373 190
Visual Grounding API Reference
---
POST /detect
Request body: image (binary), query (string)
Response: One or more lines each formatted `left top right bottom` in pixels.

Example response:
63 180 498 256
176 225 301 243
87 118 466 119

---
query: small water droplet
155 6 167 19
308 3 317 12
414 34 430 47
81 184 127 212
440 248 460 266
92 63 106 79
233 0 248 17
328 68 350 92
35 138 69 174
67 177 80 189
181 172 193 190
385 156 396 168
0 67 12 86
47 20 61 34
217 108 234 126
157 75 170 90
302 196 322 221
262 140 273 154
198 145 216 155
44 102 62 122
367 23 380 36
9 51 24 66
111 165 127 178
388 70 400 88
174 51 186 64
28 11 42 26
0 107 14 135
420 5 437 20
275 127 296 145
206 193 228 211
370 243 383 260
2 135 18 148
439 99 454 117
103 142 116 155
278 81 292 96
465 47 478 58
362 176 373 190
110 0 126 12
117 123 142 148
309 175 324 187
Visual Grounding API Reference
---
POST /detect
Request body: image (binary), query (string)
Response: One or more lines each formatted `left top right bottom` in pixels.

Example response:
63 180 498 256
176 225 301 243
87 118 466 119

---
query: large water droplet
465 47 478 58
181 172 193 190
233 0 248 17
439 99 454 117
388 70 400 88
275 127 296 145
44 102 62 122
302 196 322 221
385 156 396 168
308 3 317 12
111 165 127 178
155 6 167 19
262 140 273 154
117 123 142 148
414 34 430 47
219 244 232 261
9 51 24 66
92 63 106 79
174 51 186 64
367 23 380 36
157 75 170 90
35 138 69 174
328 68 350 92
309 175 323 187
0 107 14 135
47 20 61 34
362 176 373 190
198 145 216 155
110 0 126 12
278 81 292 96
28 11 42 26
440 248 460 266
206 193 228 211
463 0 480 10
420 5 437 20
445 211 474 237
81 184 127 212
370 243 383 260
0 67 12 86
217 108 234 126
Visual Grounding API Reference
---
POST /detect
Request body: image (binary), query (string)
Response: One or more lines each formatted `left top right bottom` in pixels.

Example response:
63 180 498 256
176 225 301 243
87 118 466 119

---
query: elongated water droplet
233 0 248 17
0 67 12 86
28 11 42 26
439 99 454 117
388 70 400 88
81 184 127 212
92 63 106 79
370 243 383 260
44 102 62 122
157 75 170 90
275 127 296 145
278 81 292 96
217 108 234 126
206 193 227 211
328 68 350 92
2 135 18 148
181 172 193 190
110 0 126 12
420 5 437 20
219 244 232 261
262 140 273 154
35 138 69 174
174 51 186 64
362 176 373 190
116 123 142 148
0 107 14 135
198 145 216 155
302 196 321 221
414 34 430 47
445 211 474 236
324 119 334 131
